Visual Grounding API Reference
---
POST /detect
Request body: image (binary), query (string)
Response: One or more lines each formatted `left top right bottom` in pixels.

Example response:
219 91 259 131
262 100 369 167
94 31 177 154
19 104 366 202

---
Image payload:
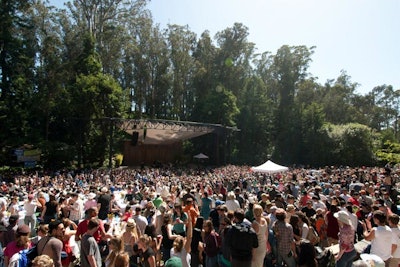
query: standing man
80 218 102 267
272 208 296 267
69 192 83 225
97 187 111 220
225 209 258 267
37 220 65 267
24 194 42 236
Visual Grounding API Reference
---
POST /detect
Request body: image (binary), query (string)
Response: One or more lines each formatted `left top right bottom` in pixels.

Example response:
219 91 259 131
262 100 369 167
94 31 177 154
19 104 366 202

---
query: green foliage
1 0 399 168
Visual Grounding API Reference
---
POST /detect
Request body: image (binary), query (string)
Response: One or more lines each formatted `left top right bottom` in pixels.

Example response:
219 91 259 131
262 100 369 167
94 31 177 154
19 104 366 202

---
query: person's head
37 224 49 237
144 224 157 238
108 236 124 253
388 214 400 227
163 213 172 225
172 236 185 253
194 216 204 230
373 210 387 225
289 214 299 227
16 224 31 248
9 214 19 226
137 234 152 251
87 218 100 231
203 220 214 234
114 252 130 267
32 254 54 267
297 240 317 267
48 220 65 239
233 209 245 223
86 207 98 219
275 208 286 221
253 204 263 218
296 211 310 226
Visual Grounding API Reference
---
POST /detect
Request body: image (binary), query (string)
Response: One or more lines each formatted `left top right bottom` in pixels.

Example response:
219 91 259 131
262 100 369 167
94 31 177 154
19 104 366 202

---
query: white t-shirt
371 225 396 261
391 227 400 258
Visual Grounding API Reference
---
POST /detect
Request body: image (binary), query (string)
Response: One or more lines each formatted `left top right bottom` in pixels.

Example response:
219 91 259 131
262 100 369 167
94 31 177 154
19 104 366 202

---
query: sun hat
334 210 352 225
88 192 96 200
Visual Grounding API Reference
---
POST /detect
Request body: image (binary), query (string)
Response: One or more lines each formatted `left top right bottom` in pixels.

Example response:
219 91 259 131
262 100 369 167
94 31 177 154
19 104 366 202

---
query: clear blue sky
51 0 399 95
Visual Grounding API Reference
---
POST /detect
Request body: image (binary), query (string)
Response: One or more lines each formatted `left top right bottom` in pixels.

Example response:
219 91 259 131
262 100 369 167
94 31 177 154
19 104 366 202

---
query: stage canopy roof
118 119 236 145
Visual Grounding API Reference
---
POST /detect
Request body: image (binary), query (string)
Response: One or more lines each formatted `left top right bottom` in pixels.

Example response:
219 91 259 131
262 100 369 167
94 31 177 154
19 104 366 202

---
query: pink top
4 240 31 259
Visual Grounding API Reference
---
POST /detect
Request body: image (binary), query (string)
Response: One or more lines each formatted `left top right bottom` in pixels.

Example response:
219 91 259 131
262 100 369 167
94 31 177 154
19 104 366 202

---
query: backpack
14 245 38 267
307 226 320 246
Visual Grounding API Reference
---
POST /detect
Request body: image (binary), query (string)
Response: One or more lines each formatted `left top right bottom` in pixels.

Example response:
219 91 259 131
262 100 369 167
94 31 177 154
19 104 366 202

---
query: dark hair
389 214 400 225
88 218 100 230
297 240 317 267
194 216 204 230
144 224 156 238
233 209 245 222
373 210 387 224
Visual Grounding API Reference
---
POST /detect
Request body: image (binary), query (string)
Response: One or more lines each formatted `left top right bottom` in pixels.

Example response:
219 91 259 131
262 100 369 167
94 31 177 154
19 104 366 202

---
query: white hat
334 210 351 225
88 192 97 200
101 187 108 193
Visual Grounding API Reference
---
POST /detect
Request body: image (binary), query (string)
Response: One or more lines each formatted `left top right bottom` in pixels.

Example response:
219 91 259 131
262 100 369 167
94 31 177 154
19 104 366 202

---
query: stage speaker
131 131 139 146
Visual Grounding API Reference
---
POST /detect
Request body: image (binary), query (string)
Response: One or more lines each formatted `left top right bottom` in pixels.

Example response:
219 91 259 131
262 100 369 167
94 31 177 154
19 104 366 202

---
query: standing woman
40 194 60 224
172 204 188 237
161 214 178 263
251 204 268 267
137 234 156 267
170 214 193 267
334 211 356 267
200 192 212 220
121 219 139 257
104 237 124 267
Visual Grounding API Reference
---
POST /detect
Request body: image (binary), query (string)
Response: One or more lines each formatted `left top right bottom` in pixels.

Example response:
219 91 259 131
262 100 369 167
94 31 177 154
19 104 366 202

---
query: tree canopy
1 0 399 168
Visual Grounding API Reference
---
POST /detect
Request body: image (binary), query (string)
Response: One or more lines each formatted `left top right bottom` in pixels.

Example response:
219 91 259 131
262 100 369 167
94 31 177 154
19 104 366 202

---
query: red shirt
76 219 105 243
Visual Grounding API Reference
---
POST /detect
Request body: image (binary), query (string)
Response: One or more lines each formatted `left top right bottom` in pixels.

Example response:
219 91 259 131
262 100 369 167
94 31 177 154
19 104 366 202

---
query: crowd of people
0 164 398 267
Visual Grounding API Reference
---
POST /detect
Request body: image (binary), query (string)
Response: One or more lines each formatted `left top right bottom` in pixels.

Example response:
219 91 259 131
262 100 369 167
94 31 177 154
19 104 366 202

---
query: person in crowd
170 214 193 267
97 187 111 220
203 220 220 267
61 218 77 267
40 194 60 224
68 192 83 225
114 252 130 267
80 218 102 267
32 254 55 267
161 213 178 263
326 204 340 246
234 187 245 209
296 212 310 240
362 210 396 266
75 207 111 243
8 196 19 216
225 209 258 267
225 192 240 212
121 218 138 257
144 224 163 267
251 204 268 267
172 204 187 237
37 220 65 267
191 216 204 267
4 224 32 266
137 234 157 267
24 193 42 236
84 192 98 211
334 210 357 267
3 215 19 247
133 206 148 236
104 236 124 267
183 198 199 226
200 192 212 220
297 239 317 267
301 200 316 218
272 208 296 267
289 214 301 242
388 214 400 267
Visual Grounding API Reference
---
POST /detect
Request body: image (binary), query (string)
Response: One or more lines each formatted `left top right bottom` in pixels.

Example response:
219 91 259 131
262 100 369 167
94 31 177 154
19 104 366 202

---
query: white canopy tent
251 160 289 173
193 153 209 159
